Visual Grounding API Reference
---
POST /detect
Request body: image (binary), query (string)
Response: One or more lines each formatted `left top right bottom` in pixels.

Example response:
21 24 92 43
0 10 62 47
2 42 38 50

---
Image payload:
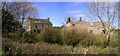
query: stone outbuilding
64 16 110 34
26 17 52 33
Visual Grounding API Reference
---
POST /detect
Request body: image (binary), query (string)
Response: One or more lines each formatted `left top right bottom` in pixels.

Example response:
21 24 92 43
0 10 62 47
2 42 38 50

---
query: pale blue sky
29 2 118 29
33 2 91 27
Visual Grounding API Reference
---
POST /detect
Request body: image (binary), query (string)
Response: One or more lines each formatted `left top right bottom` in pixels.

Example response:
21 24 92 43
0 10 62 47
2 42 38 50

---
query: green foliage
109 40 119 47
79 39 93 47
2 28 119 54
2 38 118 54
109 36 120 47
35 28 120 47
2 21 120 54
23 32 37 43
36 28 90 47
2 9 22 37
2 9 15 33
36 27 63 45
92 35 108 47
107 30 120 47
36 33 44 42
118 38 120 46
2 38 16 55
77 33 93 47
62 30 86 47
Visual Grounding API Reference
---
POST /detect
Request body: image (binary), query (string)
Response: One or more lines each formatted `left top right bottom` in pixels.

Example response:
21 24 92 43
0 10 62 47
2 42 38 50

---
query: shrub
61 29 93 47
78 39 93 47
61 30 79 47
36 27 63 45
3 30 23 42
109 40 119 47
2 38 18 55
2 37 119 54
2 38 73 54
23 32 37 43
109 35 120 47
5 27 119 48
35 33 44 42
78 34 93 47
92 35 108 48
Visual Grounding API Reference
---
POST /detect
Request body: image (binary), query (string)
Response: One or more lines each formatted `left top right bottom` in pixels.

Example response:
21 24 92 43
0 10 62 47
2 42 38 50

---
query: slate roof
30 18 52 24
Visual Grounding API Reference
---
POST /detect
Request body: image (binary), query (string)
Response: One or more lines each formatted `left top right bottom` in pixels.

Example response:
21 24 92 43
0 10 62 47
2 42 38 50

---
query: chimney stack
47 18 50 21
66 16 71 23
79 17 82 22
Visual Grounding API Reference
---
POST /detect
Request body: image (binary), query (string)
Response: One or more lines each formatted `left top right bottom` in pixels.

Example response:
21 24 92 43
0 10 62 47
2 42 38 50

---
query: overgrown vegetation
2 27 120 54
2 9 21 37
2 37 119 54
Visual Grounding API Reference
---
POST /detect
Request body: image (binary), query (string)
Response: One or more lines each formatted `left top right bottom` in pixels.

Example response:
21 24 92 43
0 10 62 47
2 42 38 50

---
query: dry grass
2 28 120 54
2 38 119 54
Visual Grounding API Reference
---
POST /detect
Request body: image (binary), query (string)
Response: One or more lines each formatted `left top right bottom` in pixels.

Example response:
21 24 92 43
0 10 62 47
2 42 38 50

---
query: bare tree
2 2 40 28
88 2 118 41
10 2 40 28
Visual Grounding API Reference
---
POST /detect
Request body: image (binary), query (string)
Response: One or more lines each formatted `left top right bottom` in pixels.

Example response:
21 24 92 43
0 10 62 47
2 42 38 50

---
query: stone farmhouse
26 17 52 33
64 17 110 34
26 16 110 34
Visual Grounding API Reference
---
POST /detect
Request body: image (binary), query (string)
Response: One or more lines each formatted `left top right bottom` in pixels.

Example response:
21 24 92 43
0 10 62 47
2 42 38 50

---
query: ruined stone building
26 17 52 33
64 17 110 34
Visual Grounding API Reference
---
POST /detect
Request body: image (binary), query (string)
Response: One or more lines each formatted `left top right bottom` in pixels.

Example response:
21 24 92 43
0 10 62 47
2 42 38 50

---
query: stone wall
65 21 110 34
26 18 31 32
26 17 52 33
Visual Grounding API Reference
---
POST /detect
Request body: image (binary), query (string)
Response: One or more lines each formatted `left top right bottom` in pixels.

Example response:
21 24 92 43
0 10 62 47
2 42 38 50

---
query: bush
2 38 118 54
61 30 81 47
35 33 44 42
77 33 93 47
36 28 87 47
23 32 37 43
2 38 73 54
109 35 120 47
36 27 63 45
3 30 23 42
92 35 108 47
5 27 119 48
61 29 93 47
2 38 20 55
35 28 113 47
